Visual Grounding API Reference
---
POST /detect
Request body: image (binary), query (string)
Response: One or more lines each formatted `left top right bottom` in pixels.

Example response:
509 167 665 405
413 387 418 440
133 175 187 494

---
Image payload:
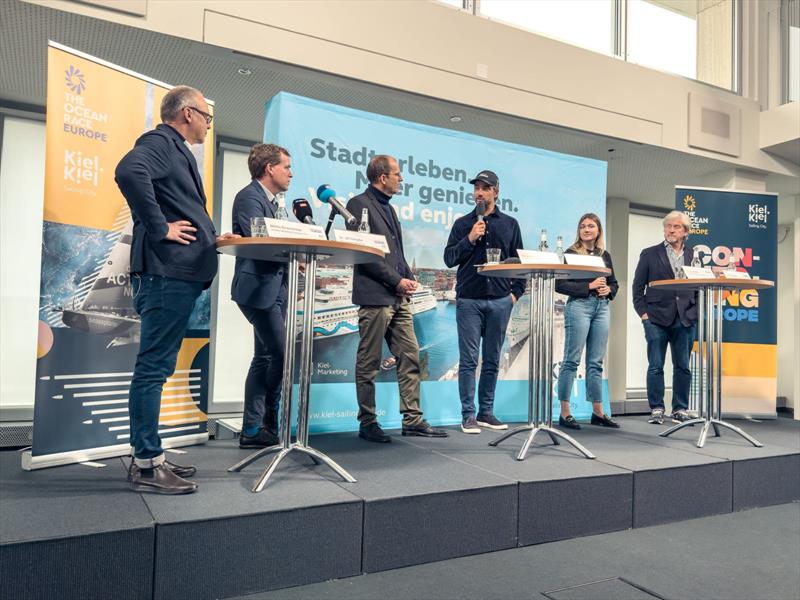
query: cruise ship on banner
297 280 437 340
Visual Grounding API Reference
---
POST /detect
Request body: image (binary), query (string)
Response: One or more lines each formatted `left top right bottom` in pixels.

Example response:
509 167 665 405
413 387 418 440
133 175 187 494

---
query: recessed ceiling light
237 68 252 76
449 115 462 123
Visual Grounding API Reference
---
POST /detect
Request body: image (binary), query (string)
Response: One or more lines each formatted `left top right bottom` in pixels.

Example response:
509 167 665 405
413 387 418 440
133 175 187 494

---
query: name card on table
330 229 390 253
718 269 752 280
682 266 716 280
517 249 561 264
264 218 326 240
564 253 605 268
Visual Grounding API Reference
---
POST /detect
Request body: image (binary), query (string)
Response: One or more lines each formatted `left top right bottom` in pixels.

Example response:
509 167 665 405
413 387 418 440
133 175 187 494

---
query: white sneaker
461 416 480 434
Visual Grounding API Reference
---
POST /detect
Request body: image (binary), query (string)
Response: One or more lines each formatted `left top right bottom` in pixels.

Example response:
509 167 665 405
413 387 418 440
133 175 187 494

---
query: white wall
0 117 45 413
777 196 800 415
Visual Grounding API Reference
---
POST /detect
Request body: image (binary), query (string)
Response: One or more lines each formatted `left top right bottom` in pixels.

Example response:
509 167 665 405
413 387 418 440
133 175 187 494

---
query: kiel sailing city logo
65 65 86 94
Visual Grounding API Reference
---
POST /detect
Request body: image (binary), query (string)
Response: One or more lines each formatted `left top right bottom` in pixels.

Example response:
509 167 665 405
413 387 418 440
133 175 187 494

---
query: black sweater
555 247 618 300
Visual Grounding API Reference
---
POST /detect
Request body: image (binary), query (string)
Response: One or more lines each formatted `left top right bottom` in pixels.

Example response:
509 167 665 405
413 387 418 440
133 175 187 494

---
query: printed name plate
682 266 716 279
719 269 752 280
330 229 390 253
517 249 561 264
264 218 327 240
564 253 605 268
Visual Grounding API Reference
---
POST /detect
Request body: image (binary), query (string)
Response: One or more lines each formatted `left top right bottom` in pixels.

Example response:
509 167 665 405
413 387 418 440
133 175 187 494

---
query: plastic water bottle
358 208 370 233
556 235 564 263
538 229 548 251
274 193 289 220
691 247 701 268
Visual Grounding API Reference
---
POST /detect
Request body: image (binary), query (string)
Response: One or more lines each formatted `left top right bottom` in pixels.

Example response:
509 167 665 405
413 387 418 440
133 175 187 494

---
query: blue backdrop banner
265 92 609 431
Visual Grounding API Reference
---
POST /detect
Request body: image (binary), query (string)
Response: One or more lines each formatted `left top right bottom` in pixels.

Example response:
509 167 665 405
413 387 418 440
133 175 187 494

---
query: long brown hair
569 213 604 255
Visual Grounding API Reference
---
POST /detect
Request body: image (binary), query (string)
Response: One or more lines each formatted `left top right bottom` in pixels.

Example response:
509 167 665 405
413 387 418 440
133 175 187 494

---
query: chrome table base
489 274 595 461
228 252 356 492
660 285 762 449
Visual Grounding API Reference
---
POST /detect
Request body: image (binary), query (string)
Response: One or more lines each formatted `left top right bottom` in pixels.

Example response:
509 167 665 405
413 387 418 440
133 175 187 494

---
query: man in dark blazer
231 144 291 448
632 210 697 425
345 155 447 443
116 85 236 494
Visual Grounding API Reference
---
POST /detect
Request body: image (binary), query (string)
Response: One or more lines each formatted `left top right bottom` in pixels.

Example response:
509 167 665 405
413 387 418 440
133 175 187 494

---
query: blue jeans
456 296 514 419
643 317 695 411
557 296 610 406
129 274 203 465
238 302 286 433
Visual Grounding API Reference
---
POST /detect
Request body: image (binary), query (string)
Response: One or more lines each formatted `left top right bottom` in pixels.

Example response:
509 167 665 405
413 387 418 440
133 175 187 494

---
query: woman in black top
555 213 619 430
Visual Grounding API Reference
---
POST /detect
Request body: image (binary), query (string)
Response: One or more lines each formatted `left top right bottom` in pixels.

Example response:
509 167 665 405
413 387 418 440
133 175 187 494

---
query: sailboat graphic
60 219 140 344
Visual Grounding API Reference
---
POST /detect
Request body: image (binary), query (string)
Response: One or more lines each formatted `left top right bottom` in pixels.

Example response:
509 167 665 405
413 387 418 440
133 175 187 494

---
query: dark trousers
238 302 286 433
643 316 695 411
355 302 423 426
129 274 203 464
456 296 514 419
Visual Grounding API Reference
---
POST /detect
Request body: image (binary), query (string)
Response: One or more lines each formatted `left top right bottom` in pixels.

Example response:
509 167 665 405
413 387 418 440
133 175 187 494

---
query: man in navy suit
632 210 697 425
231 144 292 448
116 85 236 494
345 155 447 443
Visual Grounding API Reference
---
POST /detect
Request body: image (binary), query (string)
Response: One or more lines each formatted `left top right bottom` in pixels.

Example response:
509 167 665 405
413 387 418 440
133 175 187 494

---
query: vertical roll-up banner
263 93 608 431
676 186 778 417
23 42 215 470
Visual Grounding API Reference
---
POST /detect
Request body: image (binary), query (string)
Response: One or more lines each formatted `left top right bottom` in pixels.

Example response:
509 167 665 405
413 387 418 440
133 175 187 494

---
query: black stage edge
1 416 798 600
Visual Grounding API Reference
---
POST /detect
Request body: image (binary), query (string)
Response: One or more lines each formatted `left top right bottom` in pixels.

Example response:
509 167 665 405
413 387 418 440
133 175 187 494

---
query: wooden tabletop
478 263 611 280
650 278 774 291
217 237 384 265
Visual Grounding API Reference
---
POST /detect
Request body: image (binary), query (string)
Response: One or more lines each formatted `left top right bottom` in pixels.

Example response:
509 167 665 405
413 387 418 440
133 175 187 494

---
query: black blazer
230 180 287 309
632 242 697 327
115 124 218 284
345 188 409 306
555 248 619 300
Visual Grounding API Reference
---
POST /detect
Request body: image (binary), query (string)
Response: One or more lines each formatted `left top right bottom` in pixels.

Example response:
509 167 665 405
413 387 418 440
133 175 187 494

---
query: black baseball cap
469 170 499 187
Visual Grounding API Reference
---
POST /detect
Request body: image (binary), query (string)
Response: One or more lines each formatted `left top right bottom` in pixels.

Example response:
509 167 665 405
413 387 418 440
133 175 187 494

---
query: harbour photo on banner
24 42 215 469
264 92 608 431
677 186 778 417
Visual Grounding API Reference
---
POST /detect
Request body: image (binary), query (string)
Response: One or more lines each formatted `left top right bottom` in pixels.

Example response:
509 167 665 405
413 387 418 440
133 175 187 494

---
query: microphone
316 184 356 226
292 198 315 225
476 200 486 240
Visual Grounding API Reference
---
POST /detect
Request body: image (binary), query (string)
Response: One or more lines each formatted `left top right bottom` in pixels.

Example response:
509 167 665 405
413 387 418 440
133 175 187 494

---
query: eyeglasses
186 106 213 124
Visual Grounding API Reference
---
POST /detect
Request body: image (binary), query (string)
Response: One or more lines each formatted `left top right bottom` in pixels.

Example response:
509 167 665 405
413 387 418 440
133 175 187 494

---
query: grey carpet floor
236 502 800 600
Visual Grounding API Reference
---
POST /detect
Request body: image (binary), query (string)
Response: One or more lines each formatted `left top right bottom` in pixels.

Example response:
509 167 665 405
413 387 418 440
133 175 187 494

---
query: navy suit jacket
231 180 287 309
632 242 697 327
115 124 218 285
345 187 410 306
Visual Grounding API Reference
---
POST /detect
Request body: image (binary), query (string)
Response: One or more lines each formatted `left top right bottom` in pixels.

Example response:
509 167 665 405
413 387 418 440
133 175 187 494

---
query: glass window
479 0 615 56
627 0 735 90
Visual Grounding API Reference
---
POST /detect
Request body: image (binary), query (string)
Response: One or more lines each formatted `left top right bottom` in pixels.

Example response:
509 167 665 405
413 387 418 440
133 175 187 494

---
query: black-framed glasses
186 105 213 124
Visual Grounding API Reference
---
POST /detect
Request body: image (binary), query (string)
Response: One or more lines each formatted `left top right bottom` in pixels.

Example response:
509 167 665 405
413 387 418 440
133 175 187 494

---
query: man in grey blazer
345 155 447 443
231 144 292 448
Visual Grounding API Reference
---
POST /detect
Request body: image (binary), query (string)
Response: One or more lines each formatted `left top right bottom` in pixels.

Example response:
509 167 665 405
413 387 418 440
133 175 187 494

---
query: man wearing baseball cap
444 170 525 434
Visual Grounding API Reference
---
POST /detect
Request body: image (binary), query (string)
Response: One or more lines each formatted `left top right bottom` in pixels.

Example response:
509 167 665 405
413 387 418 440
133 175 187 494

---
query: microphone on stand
316 184 356 226
292 198 316 225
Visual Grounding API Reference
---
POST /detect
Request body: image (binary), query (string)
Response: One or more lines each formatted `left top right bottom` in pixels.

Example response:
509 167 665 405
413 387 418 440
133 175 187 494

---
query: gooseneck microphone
316 184 356 226
292 198 315 225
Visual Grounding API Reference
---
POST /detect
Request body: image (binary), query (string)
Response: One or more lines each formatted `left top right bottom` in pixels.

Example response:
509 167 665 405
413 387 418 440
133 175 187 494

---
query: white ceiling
1 0 797 212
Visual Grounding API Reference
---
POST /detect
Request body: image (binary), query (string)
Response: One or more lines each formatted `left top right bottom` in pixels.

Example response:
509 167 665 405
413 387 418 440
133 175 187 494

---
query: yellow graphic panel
161 337 209 426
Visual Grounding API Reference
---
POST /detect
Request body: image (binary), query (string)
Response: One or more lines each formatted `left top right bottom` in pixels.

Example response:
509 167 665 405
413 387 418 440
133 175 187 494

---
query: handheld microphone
476 201 486 240
316 184 356 226
292 198 315 225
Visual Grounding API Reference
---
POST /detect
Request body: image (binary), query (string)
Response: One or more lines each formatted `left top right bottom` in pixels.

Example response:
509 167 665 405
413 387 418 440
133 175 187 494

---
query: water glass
486 248 502 264
250 216 268 238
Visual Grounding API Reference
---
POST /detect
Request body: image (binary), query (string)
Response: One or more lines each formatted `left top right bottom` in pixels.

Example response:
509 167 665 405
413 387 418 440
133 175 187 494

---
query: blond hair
568 213 604 255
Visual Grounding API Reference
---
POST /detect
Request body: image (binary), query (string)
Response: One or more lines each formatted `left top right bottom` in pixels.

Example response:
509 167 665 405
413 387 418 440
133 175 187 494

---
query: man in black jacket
632 210 697 425
116 85 236 494
345 155 447 443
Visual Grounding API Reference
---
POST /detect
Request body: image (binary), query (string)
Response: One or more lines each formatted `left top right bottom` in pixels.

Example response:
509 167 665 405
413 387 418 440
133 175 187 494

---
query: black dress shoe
558 415 581 430
590 413 620 428
401 420 449 437
127 459 196 481
239 428 280 449
359 422 391 443
129 463 198 495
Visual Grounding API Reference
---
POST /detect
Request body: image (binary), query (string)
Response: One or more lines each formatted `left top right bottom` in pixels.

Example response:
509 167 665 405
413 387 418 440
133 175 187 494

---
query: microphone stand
324 207 338 239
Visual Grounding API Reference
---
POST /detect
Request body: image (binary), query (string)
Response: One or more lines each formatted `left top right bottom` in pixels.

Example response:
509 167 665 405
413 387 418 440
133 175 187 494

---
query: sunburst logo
65 65 86 94
683 195 696 211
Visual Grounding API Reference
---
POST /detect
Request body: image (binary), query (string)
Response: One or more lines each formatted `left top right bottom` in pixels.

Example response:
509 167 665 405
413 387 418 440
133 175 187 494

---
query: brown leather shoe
127 459 196 480
129 463 198 495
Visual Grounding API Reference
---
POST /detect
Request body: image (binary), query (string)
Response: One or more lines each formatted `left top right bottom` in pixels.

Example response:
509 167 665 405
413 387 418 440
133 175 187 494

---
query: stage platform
2 416 798 600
